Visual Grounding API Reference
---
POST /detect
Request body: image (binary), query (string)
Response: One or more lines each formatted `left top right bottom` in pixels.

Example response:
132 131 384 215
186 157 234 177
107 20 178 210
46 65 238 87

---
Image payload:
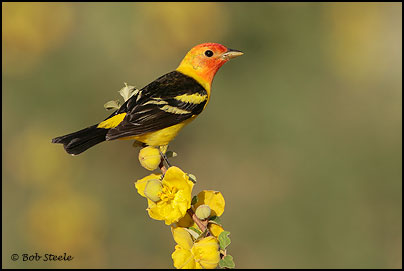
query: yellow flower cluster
171 190 226 269
134 164 230 269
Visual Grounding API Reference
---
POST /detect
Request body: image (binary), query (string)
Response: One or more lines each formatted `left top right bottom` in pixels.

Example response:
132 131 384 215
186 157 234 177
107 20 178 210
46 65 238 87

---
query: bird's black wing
106 71 208 140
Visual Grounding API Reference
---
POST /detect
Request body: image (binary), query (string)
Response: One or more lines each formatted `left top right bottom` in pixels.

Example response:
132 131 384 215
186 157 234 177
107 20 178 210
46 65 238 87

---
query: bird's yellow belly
119 117 195 146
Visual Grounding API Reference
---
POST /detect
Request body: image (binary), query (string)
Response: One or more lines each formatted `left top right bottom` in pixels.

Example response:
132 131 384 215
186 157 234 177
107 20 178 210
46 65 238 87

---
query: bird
52 42 243 156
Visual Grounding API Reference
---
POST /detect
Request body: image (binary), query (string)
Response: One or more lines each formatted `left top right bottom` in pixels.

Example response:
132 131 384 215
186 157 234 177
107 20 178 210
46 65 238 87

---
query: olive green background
2 2 402 269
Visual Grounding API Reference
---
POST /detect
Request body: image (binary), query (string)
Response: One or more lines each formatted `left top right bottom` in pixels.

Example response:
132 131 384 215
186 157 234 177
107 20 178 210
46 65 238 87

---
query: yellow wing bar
174 93 207 104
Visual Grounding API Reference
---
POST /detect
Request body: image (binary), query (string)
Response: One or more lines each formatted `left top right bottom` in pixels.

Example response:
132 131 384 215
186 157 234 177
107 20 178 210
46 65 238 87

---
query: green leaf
219 255 235 269
191 195 198 205
104 100 121 110
184 228 200 241
208 215 222 226
218 231 231 250
195 229 209 242
189 226 202 235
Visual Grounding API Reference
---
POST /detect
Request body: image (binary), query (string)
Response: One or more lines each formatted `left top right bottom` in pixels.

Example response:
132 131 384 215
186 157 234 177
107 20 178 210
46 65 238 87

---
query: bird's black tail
52 124 108 155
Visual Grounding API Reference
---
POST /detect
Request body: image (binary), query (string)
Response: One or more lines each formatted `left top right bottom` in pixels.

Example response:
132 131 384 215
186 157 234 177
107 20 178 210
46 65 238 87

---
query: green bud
144 179 163 202
195 204 211 220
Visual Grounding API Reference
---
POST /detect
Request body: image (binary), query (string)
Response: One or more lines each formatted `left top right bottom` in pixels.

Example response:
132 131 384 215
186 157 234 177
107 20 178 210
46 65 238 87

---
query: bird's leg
158 145 171 175
158 152 170 179
159 150 172 168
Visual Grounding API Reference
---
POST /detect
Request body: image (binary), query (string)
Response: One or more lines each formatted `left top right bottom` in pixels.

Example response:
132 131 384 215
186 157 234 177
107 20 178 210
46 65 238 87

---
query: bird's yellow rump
97 113 127 129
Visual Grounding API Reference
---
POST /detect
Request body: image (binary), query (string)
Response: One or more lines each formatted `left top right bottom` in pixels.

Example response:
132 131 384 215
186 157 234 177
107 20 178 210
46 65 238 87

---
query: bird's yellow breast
119 117 196 146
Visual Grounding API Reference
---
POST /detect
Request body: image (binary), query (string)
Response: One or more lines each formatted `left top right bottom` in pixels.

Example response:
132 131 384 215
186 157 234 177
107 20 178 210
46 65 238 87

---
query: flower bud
138 146 161 171
144 179 163 202
195 204 211 220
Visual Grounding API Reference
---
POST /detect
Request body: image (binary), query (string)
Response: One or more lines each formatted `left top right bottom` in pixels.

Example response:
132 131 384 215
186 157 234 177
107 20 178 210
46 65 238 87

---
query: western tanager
52 43 243 155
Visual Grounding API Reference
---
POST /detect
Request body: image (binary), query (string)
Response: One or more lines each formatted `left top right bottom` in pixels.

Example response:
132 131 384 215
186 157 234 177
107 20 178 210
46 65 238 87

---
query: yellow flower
194 190 225 217
177 190 225 228
135 173 161 198
171 227 220 269
135 167 194 225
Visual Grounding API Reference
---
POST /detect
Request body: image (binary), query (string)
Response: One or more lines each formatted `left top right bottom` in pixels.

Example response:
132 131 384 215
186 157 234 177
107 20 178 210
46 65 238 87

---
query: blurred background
2 2 402 269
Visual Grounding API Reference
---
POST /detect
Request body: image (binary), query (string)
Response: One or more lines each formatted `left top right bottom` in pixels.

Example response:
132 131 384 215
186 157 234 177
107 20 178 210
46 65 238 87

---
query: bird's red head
177 43 243 90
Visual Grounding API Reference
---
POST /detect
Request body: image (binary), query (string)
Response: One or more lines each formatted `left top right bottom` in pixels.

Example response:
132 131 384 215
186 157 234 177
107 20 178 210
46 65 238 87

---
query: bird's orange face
177 43 243 89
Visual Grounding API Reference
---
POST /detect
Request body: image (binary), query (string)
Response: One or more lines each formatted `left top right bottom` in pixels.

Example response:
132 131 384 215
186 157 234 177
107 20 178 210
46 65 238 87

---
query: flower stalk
187 209 209 235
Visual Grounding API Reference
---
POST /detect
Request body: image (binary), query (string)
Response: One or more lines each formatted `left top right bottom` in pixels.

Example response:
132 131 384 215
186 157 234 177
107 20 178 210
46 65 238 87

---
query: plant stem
187 209 210 235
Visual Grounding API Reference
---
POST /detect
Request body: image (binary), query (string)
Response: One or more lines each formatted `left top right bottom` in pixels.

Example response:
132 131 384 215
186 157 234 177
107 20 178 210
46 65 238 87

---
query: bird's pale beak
222 48 244 60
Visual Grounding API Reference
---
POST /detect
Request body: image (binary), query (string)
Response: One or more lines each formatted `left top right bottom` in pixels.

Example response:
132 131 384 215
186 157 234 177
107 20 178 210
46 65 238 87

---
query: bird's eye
204 50 214 57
